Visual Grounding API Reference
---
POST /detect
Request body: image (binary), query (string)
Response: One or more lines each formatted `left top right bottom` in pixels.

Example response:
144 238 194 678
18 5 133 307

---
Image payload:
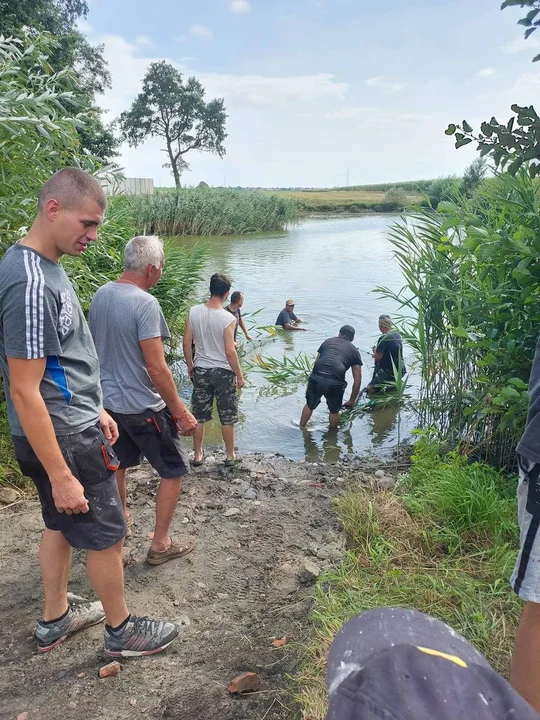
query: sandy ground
0 451 394 720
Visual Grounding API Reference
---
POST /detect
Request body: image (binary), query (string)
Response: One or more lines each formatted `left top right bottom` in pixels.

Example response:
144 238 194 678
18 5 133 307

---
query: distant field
274 189 424 212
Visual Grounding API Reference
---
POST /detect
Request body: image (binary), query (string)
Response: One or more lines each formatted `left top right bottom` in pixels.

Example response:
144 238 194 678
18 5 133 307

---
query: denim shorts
12 424 127 551
510 454 540 602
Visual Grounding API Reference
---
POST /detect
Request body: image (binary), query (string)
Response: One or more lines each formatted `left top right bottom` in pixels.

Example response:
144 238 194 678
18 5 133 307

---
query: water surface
175 215 416 461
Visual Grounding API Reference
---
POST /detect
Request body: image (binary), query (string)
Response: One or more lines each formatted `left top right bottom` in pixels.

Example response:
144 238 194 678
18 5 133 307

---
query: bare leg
40 528 72 621
86 540 129 628
300 404 313 427
193 423 205 462
511 601 540 711
115 468 129 521
222 424 235 460
329 412 340 428
151 477 182 552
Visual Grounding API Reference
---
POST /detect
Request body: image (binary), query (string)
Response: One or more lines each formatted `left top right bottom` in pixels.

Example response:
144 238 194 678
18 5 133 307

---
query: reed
128 187 300 236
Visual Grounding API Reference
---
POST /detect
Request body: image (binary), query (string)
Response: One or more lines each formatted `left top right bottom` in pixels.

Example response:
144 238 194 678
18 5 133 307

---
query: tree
445 1 540 175
0 0 119 162
119 62 227 188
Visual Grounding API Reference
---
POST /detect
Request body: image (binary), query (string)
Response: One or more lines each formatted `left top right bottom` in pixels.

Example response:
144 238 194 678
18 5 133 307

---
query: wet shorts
192 367 238 425
12 424 127 551
511 454 540 602
306 374 346 414
106 407 189 479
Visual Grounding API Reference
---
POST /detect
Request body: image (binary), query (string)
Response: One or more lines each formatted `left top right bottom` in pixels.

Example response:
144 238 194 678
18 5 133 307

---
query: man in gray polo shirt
0 168 178 657
89 235 198 566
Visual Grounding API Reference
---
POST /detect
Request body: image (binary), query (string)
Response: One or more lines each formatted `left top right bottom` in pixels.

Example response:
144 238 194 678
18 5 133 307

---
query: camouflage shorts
192 367 238 425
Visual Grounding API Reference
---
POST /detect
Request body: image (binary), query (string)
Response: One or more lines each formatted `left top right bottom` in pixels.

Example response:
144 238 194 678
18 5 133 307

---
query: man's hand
246 335 253 342
343 400 355 409
174 409 198 436
188 366 194 379
100 410 119 445
237 376 246 389
51 471 89 515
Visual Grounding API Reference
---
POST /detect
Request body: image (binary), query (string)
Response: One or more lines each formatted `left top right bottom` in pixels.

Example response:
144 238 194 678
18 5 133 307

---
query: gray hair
124 235 164 273
379 314 392 329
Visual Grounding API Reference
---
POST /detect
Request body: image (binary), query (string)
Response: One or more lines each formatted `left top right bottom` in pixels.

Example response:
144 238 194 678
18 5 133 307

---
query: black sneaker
35 601 106 652
103 615 179 657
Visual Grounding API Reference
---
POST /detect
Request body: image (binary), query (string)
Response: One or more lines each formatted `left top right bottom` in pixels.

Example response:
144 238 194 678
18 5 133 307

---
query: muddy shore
0 451 398 720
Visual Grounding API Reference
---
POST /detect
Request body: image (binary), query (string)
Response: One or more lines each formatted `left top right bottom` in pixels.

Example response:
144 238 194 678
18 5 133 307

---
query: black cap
326 608 538 720
339 325 355 340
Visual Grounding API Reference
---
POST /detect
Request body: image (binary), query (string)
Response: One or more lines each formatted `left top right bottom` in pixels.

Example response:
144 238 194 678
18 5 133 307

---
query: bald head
38 168 107 213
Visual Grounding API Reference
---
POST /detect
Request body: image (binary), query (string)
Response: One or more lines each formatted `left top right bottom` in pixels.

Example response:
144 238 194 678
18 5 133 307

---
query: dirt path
0 452 378 720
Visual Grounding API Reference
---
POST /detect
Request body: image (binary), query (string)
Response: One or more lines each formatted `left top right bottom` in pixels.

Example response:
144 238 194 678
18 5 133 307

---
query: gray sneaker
104 615 179 657
35 601 106 652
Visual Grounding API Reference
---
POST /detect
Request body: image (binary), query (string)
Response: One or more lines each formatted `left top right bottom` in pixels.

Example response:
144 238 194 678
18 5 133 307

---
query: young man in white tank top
183 273 245 467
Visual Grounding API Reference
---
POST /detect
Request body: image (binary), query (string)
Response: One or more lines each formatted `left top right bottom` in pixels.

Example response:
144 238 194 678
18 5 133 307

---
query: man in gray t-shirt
0 168 178 658
89 235 198 567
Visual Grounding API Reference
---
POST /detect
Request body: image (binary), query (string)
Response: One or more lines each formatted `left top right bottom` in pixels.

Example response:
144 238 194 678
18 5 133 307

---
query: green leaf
508 377 528 390
451 326 469 338
445 124 456 136
455 137 473 149
462 120 473 133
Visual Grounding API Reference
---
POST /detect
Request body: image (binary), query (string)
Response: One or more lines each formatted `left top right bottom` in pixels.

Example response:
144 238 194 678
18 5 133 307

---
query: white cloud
76 18 93 34
477 67 495 77
228 0 251 14
503 35 540 54
327 107 434 123
136 35 153 46
200 72 348 106
189 24 214 39
366 76 407 92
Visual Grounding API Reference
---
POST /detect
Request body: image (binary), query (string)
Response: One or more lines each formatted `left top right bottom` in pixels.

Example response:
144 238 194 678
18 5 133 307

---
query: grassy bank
129 187 299 236
296 438 521 718
275 188 423 213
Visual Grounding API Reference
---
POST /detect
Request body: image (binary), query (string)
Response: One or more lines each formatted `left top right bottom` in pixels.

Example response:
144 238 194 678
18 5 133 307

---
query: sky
80 0 540 188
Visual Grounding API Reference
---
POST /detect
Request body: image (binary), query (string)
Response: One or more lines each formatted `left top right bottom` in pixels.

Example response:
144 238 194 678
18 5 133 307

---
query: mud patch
0 452 397 720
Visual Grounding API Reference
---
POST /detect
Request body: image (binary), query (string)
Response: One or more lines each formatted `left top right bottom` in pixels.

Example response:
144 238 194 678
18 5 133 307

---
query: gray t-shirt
0 244 102 436
189 304 236 371
88 282 170 414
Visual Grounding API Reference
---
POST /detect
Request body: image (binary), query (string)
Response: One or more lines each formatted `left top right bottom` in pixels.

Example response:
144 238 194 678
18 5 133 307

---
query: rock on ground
0 453 398 720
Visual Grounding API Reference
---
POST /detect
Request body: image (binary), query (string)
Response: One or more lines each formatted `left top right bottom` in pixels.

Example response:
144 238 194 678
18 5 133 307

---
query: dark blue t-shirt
276 309 298 327
376 331 406 376
313 337 362 383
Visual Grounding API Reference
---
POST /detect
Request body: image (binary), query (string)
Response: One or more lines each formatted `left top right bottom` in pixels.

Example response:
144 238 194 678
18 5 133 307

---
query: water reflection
174 215 417 460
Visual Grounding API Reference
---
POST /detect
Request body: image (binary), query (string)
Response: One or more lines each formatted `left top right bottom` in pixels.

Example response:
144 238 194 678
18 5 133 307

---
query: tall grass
129 187 300 236
377 170 538 467
295 440 521 719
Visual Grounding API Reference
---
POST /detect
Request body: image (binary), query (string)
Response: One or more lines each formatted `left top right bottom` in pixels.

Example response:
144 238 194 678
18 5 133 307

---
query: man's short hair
38 168 107 212
230 290 243 304
124 235 164 273
210 273 231 298
379 314 392 329
339 324 355 340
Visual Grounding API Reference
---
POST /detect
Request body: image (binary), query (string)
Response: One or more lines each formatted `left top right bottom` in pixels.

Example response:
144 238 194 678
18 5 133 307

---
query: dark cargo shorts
192 367 238 425
107 407 189 479
306 374 347 414
12 424 127 551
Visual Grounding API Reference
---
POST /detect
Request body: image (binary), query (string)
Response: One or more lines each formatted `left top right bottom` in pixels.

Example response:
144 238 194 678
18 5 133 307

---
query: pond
175 214 418 461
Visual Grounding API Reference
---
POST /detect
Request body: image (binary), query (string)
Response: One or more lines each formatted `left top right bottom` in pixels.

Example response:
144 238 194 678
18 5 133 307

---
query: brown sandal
146 536 196 566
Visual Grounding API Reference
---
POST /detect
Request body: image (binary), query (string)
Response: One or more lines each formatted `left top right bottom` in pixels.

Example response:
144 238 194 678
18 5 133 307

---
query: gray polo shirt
0 244 102 436
89 282 170 414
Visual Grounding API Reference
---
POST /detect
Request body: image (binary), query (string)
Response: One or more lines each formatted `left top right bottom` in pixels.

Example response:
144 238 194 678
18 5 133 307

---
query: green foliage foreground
296 439 520 719
130 187 300 236
378 170 540 468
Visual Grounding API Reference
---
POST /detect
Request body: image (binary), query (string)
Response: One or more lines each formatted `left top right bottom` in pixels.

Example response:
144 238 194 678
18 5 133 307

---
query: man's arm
238 316 252 341
373 350 383 362
182 317 194 378
284 321 306 331
223 322 245 388
7 357 89 514
344 365 362 407
140 337 197 435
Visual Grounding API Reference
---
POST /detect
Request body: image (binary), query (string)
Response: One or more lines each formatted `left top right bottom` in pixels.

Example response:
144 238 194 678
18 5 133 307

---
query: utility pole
345 167 350 187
